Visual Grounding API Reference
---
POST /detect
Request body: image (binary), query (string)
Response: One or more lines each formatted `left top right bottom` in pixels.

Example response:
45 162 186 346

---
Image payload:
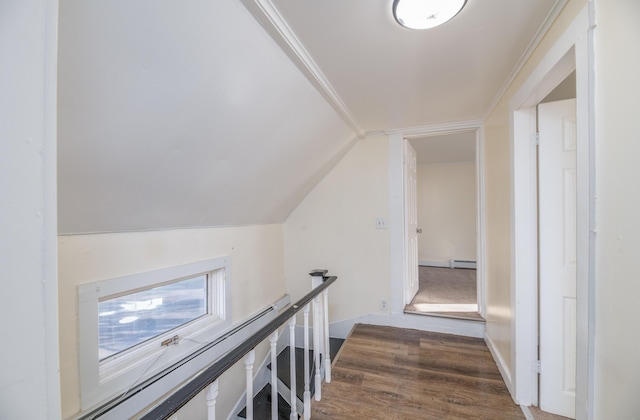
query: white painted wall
0 1 61 418
284 137 390 323
416 162 476 263
58 225 286 419
593 0 640 416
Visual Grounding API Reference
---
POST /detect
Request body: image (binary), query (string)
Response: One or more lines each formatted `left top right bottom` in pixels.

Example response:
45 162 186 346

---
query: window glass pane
98 275 207 360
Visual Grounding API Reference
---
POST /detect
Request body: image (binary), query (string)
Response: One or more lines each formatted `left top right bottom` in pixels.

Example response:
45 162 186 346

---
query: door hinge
531 132 540 146
534 360 542 374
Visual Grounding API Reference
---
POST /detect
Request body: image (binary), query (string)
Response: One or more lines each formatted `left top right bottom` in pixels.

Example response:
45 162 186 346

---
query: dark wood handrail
140 275 337 420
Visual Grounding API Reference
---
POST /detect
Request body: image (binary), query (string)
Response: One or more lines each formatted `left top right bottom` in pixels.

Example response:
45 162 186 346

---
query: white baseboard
329 312 485 339
484 332 515 401
520 405 535 420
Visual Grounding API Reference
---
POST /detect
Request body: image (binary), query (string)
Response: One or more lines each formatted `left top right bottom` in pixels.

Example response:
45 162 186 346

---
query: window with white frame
78 257 231 410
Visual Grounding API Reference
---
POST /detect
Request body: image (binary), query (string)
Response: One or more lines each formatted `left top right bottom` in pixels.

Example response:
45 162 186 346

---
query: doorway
514 76 578 420
510 10 595 417
399 130 484 321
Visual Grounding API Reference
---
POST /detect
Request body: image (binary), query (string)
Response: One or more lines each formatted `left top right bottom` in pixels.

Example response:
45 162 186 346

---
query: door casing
389 123 486 320
404 139 420 304
509 6 594 418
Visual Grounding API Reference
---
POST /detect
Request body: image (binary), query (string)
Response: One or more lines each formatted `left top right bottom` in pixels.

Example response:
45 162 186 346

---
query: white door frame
509 5 594 418
404 139 420 304
389 122 486 319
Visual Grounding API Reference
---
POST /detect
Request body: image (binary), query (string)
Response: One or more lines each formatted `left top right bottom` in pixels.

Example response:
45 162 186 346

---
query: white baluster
317 293 325 379
313 296 322 401
206 380 219 420
245 350 256 420
323 289 331 383
269 330 279 420
303 304 311 420
288 317 298 420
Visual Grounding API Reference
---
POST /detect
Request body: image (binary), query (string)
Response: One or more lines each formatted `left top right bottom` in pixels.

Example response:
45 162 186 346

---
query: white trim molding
475 127 487 318
77 258 233 413
389 122 486 322
375 120 482 139
520 405 536 420
509 5 594 418
72 294 290 420
485 333 514 400
44 0 62 416
483 0 570 121
240 0 363 137
329 313 485 341
389 133 407 315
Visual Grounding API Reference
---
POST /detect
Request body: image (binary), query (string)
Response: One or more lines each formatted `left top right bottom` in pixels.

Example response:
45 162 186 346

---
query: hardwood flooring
312 324 524 419
529 405 572 420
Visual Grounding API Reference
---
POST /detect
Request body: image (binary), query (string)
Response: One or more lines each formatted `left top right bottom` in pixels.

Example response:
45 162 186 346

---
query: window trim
78 257 231 410
98 273 209 364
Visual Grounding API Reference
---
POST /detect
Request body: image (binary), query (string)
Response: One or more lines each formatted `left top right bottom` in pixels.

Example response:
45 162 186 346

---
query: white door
538 98 577 418
405 139 419 303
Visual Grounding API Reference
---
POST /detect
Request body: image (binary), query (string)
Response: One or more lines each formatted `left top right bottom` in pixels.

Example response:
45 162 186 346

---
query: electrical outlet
379 299 388 311
376 217 388 229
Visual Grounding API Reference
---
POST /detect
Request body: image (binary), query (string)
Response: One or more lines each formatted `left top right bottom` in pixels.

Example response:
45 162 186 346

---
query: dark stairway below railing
237 384 291 420
237 338 344 419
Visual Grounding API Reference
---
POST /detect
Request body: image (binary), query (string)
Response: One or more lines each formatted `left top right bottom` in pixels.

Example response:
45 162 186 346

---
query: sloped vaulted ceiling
58 0 561 234
57 0 356 233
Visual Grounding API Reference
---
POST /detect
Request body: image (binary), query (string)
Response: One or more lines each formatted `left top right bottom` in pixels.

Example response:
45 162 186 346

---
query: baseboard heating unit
419 260 477 269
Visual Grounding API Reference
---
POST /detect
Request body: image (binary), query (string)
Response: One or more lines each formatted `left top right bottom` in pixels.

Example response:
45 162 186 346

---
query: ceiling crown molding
370 119 482 139
482 0 569 122
241 0 364 137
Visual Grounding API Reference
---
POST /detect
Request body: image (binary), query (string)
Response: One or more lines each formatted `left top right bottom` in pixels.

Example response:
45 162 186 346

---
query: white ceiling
56 0 563 234
410 132 476 164
268 0 560 132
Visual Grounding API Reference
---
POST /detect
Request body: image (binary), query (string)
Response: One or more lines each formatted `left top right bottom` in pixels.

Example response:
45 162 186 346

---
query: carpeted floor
404 266 483 320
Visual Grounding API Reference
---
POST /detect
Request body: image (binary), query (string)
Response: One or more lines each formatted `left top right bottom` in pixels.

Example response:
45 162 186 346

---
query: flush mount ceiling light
393 0 467 30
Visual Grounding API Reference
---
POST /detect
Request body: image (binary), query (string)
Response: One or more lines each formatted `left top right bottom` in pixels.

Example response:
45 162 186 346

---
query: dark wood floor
311 324 524 419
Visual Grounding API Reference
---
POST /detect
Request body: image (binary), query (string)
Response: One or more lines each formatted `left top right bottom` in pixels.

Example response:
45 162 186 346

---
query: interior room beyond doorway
405 265 482 320
404 132 482 321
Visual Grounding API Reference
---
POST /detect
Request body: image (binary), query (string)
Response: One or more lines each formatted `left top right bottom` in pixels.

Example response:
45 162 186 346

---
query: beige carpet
404 266 483 321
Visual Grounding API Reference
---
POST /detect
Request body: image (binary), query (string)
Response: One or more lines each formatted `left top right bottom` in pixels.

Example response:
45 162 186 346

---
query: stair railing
140 270 337 420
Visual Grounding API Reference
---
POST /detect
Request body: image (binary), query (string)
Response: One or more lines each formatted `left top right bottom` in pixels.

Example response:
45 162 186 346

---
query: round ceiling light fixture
393 0 467 30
